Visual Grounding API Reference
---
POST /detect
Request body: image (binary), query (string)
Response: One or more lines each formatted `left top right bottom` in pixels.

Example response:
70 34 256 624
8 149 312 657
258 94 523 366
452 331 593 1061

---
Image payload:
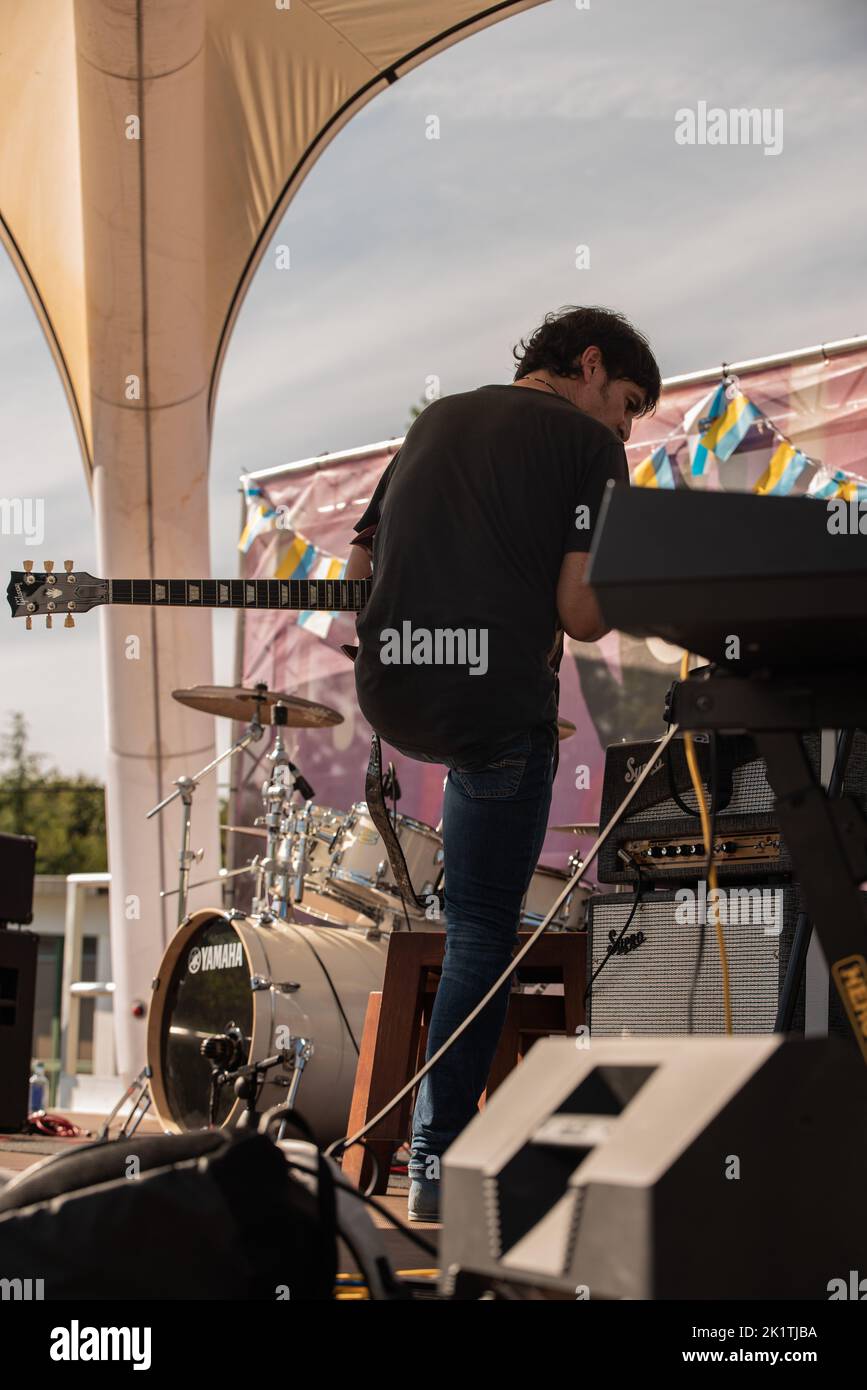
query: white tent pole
77 0 221 1080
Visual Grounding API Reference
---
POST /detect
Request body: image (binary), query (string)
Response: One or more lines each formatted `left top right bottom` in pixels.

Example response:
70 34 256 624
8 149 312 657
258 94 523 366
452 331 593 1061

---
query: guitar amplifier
585 887 852 1040
596 730 867 884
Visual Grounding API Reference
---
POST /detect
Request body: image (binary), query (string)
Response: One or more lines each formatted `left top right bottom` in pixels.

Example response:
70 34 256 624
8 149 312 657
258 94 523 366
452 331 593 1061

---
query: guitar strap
364 732 430 913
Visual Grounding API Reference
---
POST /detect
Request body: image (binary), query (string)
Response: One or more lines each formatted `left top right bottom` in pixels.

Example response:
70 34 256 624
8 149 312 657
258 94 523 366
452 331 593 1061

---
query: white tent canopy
0 0 546 1076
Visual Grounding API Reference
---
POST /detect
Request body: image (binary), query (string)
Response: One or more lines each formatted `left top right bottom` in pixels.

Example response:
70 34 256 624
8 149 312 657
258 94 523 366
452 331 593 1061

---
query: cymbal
549 823 599 835
557 718 577 741
173 683 342 728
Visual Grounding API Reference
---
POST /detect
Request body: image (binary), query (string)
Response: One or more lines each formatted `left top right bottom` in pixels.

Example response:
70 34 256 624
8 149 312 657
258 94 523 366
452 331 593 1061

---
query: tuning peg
45 614 52 629
64 614 75 629
63 561 74 573
23 560 33 574
25 616 32 630
43 560 54 574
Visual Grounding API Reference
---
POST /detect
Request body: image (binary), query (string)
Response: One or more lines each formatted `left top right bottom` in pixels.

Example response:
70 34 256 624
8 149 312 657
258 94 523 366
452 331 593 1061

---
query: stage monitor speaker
0 832 37 924
585 886 852 1041
439 1035 867 1300
0 929 38 1131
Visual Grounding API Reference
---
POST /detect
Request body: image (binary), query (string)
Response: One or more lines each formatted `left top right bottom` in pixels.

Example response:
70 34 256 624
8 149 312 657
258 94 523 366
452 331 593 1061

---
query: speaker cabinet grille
586 887 850 1038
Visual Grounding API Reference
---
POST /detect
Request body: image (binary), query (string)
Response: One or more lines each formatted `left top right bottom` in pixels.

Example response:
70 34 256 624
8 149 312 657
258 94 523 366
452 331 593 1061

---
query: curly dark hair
512 305 662 417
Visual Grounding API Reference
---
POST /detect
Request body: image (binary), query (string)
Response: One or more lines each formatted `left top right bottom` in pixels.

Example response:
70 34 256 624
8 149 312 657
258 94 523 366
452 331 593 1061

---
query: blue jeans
402 724 556 1181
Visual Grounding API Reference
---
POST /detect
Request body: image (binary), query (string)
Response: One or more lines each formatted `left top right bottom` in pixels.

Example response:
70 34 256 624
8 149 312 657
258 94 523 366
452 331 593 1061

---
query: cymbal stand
147 688 269 926
255 701 316 920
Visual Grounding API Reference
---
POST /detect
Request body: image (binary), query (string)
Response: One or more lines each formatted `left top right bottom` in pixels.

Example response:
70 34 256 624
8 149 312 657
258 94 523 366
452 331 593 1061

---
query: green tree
0 713 107 873
406 394 431 429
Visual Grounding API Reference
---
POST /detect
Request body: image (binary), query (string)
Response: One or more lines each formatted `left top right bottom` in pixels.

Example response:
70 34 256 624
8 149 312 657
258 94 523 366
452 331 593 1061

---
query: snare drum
520 864 593 931
327 802 444 915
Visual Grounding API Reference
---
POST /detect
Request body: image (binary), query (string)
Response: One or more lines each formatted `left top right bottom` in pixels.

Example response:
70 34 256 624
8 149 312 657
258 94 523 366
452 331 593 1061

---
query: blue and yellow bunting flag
753 441 809 496
807 467 867 502
633 444 675 489
697 389 761 464
688 383 727 476
274 529 347 640
238 482 278 553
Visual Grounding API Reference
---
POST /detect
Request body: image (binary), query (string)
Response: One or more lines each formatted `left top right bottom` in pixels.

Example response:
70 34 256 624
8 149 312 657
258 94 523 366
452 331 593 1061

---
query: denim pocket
451 731 532 800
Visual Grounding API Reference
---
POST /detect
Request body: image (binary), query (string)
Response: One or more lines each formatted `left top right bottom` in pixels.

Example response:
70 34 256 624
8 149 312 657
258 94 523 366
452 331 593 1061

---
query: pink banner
229 348 867 887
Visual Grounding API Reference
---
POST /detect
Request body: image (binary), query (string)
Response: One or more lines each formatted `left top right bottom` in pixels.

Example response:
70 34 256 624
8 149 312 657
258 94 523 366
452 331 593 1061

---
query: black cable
666 733 728 821
358 1137 383 1198
666 738 700 819
286 922 360 1055
282 1158 438 1260
267 1112 384 1232
583 862 648 1003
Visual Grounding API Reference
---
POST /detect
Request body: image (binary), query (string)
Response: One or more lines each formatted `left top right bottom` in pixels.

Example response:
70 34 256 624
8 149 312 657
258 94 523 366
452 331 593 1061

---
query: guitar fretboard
107 577 370 612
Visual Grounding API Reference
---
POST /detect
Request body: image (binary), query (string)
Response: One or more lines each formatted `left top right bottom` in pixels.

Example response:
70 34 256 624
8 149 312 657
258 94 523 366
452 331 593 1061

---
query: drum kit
144 683 596 1144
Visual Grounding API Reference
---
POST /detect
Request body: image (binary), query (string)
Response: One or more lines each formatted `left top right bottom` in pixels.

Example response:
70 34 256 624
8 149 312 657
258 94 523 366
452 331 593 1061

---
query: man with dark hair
345 305 661 1222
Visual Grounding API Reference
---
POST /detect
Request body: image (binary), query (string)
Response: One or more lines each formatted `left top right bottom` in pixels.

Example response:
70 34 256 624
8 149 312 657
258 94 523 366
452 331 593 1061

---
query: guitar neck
107 577 370 612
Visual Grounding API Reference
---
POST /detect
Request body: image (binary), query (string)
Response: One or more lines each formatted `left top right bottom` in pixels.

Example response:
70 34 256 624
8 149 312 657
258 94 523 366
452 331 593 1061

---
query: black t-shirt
353 383 629 763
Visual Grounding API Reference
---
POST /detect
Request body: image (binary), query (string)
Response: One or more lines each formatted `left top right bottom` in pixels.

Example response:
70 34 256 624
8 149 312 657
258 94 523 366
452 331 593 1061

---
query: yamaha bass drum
148 909 387 1143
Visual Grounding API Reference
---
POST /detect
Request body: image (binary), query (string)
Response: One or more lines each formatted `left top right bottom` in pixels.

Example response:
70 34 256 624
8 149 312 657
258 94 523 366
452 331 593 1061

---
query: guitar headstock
7 562 107 628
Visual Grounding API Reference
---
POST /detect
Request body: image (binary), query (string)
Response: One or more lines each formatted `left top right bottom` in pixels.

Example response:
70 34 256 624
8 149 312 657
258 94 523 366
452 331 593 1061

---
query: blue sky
1 0 865 779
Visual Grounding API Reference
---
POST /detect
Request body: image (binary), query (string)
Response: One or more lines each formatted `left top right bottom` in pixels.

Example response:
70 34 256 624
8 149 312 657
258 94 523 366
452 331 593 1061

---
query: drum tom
327 802 444 916
520 864 593 931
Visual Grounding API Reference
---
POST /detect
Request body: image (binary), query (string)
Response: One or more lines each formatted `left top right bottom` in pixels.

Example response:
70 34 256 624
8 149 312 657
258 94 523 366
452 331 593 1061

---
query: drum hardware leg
270 1038 315 1141
98 1065 153 1141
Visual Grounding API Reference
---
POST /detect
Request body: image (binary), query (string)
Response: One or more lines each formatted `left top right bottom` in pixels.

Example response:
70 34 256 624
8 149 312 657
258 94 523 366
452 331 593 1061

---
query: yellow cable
679 652 733 1035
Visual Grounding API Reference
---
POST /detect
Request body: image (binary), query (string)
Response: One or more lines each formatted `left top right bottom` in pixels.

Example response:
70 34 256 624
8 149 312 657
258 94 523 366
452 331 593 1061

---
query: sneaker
407 1175 441 1223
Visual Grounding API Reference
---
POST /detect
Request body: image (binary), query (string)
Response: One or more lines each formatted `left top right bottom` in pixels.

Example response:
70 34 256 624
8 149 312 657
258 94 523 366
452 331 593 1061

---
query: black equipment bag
0 1126 337 1300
